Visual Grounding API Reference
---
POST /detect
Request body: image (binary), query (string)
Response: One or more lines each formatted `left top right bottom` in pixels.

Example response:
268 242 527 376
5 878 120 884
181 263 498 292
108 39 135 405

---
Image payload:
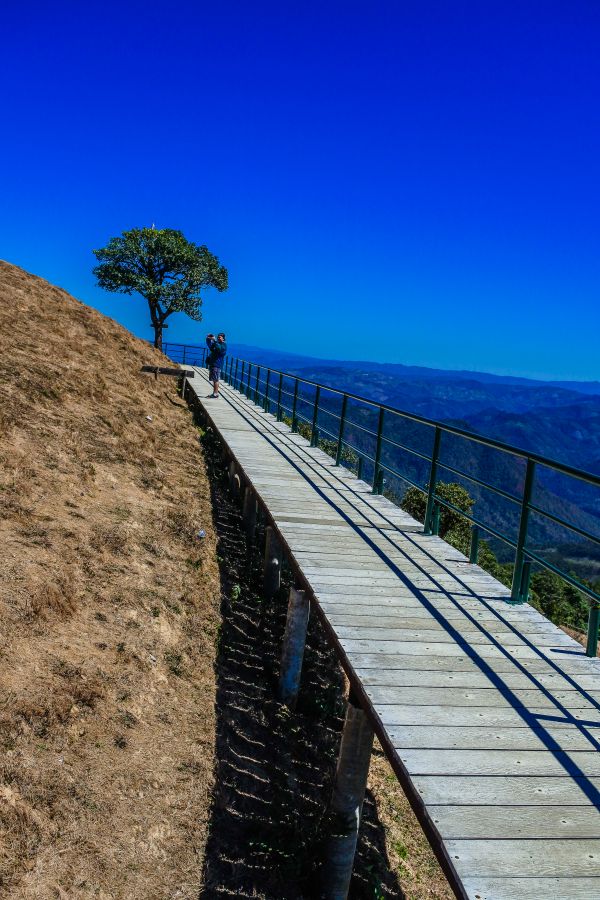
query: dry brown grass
561 624 587 647
368 747 452 899
0 261 220 898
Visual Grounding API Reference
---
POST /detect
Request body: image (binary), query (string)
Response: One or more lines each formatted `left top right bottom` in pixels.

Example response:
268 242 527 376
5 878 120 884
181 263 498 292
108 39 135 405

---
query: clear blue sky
2 1 599 380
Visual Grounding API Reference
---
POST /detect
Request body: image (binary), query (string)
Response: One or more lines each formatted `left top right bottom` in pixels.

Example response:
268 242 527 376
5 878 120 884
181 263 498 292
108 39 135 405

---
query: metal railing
162 342 206 366
165 341 600 656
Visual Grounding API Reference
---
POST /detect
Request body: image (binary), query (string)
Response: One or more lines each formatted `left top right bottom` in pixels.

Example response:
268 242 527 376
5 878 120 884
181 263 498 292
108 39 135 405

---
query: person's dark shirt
206 337 227 366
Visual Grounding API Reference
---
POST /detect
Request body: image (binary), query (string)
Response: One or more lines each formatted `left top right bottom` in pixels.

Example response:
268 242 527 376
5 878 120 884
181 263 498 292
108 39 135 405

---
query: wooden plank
318 596 531 617
319 600 501 617
307 576 419 589
347 651 600 676
318 599 523 620
388 725 600 751
333 622 571 645
327 613 566 636
364 684 599 710
448 839 600 877
396 748 600 777
413 775 600 806
141 365 195 377
461 876 600 899
312 583 443 596
374 704 600 728
431 805 600 839
339 638 592 663
355 665 600 692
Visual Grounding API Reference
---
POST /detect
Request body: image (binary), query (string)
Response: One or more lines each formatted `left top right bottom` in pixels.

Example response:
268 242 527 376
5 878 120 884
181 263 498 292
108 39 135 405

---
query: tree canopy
92 227 228 349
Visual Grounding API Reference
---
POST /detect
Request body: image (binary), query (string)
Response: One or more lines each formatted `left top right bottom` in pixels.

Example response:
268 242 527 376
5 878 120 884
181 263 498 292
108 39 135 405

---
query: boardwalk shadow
200 429 405 899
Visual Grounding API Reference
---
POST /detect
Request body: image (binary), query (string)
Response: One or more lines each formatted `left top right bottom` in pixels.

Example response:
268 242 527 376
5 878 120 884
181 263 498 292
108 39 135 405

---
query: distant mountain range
228 344 600 575
229 344 600 476
230 344 600 393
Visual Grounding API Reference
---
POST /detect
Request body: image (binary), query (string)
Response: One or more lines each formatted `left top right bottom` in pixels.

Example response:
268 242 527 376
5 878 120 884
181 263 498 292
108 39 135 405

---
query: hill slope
0 262 220 898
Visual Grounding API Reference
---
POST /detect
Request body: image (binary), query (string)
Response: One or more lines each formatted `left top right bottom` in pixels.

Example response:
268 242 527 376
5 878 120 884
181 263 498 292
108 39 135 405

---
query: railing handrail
164 342 600 641
163 342 599 488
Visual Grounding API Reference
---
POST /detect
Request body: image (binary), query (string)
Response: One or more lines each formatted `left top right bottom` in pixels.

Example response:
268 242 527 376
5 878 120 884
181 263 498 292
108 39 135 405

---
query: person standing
206 332 227 397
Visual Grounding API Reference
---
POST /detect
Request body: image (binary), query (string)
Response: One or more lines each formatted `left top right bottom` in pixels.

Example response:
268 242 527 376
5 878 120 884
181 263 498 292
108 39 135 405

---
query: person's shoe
212 393 219 398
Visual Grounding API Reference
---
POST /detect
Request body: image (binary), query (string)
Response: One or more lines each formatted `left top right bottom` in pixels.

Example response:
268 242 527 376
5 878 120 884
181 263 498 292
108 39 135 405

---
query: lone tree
92 227 228 350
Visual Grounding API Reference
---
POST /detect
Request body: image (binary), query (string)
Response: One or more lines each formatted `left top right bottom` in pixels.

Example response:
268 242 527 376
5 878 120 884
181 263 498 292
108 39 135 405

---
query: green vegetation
93 227 228 350
401 482 473 548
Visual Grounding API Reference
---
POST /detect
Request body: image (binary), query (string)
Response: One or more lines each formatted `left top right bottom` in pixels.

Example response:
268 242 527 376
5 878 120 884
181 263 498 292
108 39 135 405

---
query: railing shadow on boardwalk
199 430 405 899
226 390 600 799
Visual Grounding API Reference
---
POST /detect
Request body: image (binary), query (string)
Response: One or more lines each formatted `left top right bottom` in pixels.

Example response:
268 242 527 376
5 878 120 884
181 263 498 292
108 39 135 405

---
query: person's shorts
209 366 221 382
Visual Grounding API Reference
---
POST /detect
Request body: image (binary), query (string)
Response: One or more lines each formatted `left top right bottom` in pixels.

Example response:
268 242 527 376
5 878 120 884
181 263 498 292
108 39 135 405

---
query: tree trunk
148 299 164 352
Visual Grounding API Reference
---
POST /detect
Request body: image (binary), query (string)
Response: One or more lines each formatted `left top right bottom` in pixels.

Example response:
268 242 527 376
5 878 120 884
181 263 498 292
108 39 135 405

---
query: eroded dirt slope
0 261 220 898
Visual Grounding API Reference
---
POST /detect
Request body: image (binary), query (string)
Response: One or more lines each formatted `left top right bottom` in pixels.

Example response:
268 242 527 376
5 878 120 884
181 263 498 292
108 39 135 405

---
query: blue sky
1 1 599 380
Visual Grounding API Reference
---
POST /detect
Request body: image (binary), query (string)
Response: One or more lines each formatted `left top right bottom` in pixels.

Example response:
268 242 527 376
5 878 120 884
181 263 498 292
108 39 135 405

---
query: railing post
246 363 252 399
277 373 283 421
357 457 363 481
335 394 348 466
234 358 239 390
510 459 536 604
586 605 600 658
182 344 187 365
469 525 480 564
278 587 310 708
255 365 261 404
424 426 442 534
291 379 299 432
322 693 374 898
520 560 532 602
311 386 321 447
264 369 271 412
372 407 385 494
431 500 441 535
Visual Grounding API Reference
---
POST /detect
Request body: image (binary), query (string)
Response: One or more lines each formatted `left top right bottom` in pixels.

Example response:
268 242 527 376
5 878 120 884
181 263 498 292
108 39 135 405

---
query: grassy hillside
0 262 221 898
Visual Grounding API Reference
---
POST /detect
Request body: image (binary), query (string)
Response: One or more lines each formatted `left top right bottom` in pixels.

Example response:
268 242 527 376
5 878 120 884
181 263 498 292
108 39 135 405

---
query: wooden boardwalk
187 367 600 899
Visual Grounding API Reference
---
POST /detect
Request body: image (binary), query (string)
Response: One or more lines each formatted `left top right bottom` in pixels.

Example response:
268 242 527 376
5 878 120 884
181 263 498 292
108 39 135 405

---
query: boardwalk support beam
242 486 257 545
278 587 309 708
263 526 282 598
228 461 241 498
322 695 374 899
